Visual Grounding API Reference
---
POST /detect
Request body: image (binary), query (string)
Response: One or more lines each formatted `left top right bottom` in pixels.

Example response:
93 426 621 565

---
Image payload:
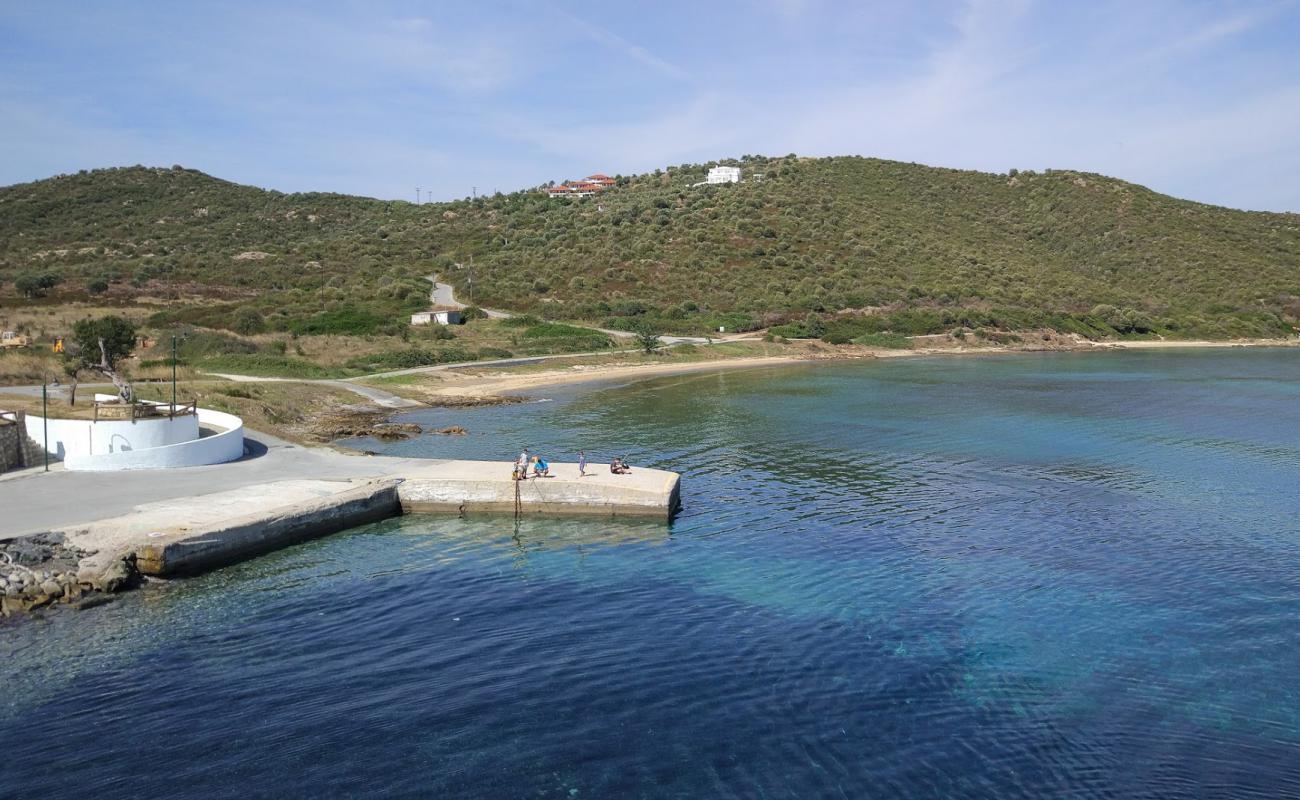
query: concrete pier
131 478 404 576
11 458 681 582
399 460 682 519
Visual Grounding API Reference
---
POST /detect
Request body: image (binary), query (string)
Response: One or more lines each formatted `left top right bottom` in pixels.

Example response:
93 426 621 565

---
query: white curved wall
24 407 244 471
25 408 198 460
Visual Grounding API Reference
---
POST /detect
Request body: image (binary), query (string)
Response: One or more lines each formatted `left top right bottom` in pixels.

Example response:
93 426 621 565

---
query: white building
411 307 464 326
706 166 741 184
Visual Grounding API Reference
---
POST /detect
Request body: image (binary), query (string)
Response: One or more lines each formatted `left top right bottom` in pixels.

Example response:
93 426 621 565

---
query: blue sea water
3 349 1300 798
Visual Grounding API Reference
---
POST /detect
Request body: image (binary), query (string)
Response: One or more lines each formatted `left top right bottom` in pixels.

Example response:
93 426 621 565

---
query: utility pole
171 334 178 417
415 187 421 205
472 186 477 199
41 382 48 472
468 255 474 306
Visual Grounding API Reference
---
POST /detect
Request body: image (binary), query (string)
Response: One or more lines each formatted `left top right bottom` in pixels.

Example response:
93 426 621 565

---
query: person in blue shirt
532 456 550 477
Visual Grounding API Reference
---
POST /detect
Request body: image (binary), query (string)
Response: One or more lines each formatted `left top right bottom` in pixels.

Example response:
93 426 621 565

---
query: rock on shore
0 532 138 621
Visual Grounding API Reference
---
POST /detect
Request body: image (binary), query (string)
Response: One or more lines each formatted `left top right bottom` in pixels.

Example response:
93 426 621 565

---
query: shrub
769 322 812 338
345 347 472 371
521 322 605 339
287 309 387 336
853 332 911 349
173 329 259 360
231 307 266 335
198 354 343 379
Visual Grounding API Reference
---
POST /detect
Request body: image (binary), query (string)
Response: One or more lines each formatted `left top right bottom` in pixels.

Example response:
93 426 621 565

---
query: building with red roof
544 173 615 198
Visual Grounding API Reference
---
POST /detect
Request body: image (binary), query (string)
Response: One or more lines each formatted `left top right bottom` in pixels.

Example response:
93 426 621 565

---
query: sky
2 0 1299 211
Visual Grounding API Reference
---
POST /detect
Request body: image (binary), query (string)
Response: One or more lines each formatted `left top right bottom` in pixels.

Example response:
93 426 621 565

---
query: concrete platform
400 460 682 518
16 459 680 581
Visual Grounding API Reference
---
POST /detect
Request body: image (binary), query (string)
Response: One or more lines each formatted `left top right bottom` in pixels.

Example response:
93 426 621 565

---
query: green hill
3 157 1298 339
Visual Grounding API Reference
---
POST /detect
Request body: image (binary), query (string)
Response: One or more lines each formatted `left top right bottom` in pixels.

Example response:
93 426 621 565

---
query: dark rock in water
429 395 527 408
72 594 116 611
432 426 469 436
372 423 423 441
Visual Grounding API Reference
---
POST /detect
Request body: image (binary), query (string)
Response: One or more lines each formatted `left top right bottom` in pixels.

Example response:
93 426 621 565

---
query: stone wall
0 416 20 472
0 412 49 474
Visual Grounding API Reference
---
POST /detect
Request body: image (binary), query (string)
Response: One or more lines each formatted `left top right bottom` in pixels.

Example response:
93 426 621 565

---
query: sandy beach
371 354 821 403
363 336 1300 405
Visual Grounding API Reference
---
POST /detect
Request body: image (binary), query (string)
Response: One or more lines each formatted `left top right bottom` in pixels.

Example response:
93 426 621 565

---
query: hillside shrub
198 354 343 379
345 347 471 371
287 309 388 336
520 322 604 339
852 332 911 348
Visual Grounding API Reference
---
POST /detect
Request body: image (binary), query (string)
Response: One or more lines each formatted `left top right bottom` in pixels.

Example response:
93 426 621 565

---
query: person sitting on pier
610 457 631 475
532 455 551 477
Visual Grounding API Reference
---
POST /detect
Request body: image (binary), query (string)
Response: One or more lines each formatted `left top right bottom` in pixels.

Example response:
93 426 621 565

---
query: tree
632 322 662 354
60 356 82 407
15 272 60 298
86 278 109 295
71 316 137 403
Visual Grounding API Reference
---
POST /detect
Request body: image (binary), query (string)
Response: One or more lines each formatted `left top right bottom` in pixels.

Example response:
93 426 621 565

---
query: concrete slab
0 430 427 539
128 478 403 576
400 460 681 519
4 452 679 591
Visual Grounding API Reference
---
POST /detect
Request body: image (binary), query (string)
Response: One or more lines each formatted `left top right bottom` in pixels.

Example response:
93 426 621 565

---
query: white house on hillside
706 166 741 184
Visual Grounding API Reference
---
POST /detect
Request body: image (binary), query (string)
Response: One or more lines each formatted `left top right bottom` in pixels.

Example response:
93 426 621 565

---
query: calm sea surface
3 349 1300 798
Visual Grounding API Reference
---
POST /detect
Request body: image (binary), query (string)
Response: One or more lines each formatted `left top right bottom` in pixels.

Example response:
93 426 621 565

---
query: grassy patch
287 309 389 336
344 347 472 372
198 354 350 379
852 332 912 349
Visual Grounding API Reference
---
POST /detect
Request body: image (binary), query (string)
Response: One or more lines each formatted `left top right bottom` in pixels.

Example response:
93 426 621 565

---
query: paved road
0 429 432 539
1 285 754 408
427 274 718 344
427 274 510 319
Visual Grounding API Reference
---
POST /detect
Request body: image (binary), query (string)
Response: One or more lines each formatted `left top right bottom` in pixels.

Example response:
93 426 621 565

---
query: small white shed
411 307 464 326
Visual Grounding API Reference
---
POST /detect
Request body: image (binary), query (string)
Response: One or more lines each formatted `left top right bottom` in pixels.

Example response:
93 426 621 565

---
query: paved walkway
0 429 428 539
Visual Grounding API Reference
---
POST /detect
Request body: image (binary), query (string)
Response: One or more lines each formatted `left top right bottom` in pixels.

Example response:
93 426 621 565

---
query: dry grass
125 363 200 382
0 303 151 342
0 352 60 384
133 380 369 444
0 390 100 419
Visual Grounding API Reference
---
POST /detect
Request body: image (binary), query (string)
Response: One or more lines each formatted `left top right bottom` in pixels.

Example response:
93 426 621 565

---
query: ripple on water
5 351 1300 798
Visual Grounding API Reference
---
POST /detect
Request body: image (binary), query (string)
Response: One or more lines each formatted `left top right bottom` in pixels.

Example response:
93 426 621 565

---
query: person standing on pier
578 450 587 477
516 448 530 481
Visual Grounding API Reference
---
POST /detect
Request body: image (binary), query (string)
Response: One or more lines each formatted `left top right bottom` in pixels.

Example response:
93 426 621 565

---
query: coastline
3 335 1295 621
3 336 1295 446
369 354 819 403
360 336 1300 405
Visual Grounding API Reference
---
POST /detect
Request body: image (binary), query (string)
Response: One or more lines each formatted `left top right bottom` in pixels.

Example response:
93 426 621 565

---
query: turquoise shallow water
3 349 1300 798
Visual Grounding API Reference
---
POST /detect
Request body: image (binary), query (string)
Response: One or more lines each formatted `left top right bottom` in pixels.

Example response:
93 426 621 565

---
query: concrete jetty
2 449 681 589
399 460 682 517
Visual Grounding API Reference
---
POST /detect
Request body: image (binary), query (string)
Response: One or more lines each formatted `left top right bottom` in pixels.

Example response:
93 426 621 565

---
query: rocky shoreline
297 396 521 443
1 532 139 621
